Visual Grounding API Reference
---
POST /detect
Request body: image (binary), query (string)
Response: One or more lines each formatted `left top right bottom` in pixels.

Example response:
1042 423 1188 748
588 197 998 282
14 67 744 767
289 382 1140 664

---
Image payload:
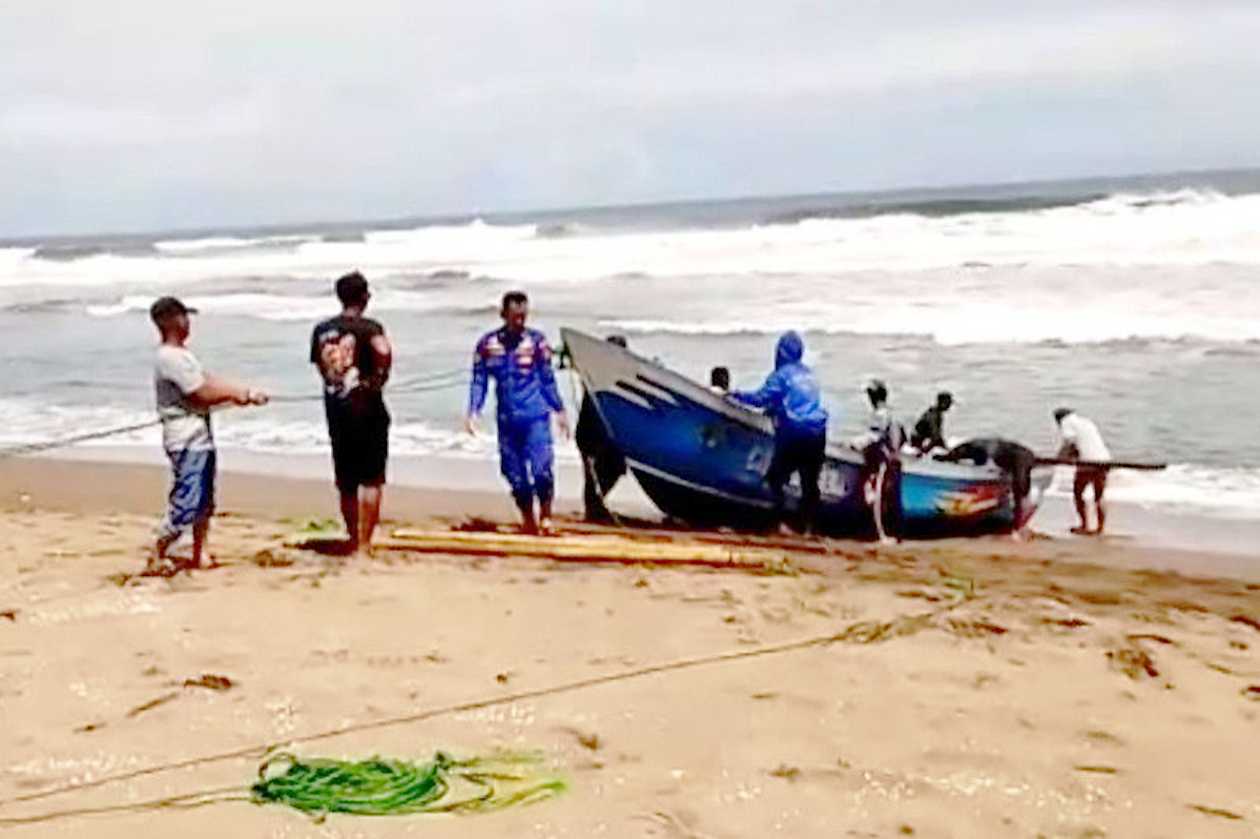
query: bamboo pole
382 528 788 569
1033 457 1167 470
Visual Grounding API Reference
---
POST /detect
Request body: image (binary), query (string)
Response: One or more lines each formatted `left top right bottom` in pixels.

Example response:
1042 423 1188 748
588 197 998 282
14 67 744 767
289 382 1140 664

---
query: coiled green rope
251 751 566 818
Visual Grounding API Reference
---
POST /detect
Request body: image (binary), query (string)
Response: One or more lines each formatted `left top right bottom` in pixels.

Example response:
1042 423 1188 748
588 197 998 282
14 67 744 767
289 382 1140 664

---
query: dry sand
1 458 1258 837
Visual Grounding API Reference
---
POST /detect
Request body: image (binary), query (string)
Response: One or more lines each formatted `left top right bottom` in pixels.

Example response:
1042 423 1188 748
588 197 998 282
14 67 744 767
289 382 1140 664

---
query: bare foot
1069 526 1091 536
181 555 219 571
142 558 178 577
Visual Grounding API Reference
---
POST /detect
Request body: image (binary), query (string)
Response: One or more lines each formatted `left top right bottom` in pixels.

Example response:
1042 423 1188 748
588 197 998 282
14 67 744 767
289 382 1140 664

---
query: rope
0 368 470 460
0 752 566 828
0 787 246 828
251 751 564 817
0 420 163 460
0 609 951 813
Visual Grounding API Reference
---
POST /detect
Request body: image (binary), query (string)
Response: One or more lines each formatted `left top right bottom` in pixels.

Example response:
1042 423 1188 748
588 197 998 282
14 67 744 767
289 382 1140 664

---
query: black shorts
326 399 390 492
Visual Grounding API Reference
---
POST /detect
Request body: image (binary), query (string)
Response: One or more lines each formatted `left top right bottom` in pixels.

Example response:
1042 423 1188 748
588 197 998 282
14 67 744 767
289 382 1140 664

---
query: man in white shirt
1054 407 1111 535
150 297 268 575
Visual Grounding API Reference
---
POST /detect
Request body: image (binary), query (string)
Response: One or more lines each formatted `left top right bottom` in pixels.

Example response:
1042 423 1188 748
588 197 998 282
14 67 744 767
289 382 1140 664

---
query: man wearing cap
1053 407 1111 535
150 296 268 574
311 272 393 556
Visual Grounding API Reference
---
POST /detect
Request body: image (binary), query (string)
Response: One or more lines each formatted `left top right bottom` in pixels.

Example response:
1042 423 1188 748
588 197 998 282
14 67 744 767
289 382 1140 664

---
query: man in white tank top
1054 408 1111 535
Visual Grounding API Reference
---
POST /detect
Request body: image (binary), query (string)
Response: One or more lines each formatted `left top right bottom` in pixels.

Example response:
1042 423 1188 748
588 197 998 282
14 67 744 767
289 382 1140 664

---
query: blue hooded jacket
733 332 829 436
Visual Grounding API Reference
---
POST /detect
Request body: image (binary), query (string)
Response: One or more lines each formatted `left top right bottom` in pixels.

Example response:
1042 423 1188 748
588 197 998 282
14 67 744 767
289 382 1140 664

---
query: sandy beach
0 457 1256 837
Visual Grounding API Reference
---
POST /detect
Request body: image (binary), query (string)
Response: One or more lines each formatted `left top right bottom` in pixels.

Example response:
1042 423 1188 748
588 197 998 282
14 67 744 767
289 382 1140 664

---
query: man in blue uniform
466 291 569 534
732 331 829 535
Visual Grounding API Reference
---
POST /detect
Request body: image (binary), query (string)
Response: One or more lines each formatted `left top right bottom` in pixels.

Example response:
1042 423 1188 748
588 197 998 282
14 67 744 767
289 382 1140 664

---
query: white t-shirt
155 345 212 452
1059 413 1110 462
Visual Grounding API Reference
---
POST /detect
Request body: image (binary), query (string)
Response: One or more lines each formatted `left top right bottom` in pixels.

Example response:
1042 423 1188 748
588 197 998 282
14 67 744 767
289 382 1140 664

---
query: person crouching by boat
940 437 1039 539
576 336 628 524
1053 407 1111 535
466 291 570 535
911 391 953 454
731 332 829 536
854 379 905 543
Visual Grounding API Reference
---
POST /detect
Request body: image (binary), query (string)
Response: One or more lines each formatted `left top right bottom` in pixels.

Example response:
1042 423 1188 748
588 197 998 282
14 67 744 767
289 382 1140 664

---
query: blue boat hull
562 329 1047 538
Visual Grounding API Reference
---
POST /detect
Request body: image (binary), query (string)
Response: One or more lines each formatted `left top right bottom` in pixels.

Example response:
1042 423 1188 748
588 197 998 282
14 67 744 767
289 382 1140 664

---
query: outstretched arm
732 372 786 411
189 374 267 408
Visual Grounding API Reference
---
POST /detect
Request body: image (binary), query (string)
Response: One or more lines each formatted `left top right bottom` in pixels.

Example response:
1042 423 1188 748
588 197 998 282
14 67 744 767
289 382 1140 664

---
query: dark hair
937 391 953 408
866 379 888 405
710 367 730 389
335 271 370 307
149 296 193 326
607 335 628 348
501 290 529 312
1053 407 1072 423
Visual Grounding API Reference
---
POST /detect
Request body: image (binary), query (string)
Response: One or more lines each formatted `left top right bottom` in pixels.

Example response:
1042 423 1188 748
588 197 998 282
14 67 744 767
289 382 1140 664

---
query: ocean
3 168 1260 521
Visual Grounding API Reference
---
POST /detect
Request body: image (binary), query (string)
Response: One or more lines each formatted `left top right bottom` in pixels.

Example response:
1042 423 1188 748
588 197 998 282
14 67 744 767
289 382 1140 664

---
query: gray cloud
3 0 1260 236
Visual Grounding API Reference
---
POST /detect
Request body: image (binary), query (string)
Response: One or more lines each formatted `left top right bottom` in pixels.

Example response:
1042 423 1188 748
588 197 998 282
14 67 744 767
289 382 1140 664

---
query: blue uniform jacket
468 327 565 426
733 331 829 436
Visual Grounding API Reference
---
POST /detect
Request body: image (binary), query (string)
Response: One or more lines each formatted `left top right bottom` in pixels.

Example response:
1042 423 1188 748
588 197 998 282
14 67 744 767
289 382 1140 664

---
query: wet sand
1 458 1258 837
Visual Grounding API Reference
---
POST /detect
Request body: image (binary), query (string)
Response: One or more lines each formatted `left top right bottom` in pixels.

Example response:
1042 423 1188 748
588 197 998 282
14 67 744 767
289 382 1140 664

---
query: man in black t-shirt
310 271 393 556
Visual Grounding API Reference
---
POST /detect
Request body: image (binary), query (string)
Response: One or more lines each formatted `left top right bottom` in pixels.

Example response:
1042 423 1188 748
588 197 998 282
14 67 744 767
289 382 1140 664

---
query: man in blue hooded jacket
732 331 829 534
465 291 570 534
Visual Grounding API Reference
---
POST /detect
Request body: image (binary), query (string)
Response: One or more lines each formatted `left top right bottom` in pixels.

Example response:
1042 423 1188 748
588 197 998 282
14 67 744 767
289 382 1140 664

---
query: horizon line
3 163 1257 246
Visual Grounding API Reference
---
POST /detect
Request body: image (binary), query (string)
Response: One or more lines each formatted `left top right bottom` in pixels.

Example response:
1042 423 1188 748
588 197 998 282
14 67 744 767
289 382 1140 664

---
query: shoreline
2 451 1256 582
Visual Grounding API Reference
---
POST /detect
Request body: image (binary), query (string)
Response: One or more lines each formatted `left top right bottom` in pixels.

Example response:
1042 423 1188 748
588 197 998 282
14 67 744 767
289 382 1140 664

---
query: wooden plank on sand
387 528 785 569
554 520 835 554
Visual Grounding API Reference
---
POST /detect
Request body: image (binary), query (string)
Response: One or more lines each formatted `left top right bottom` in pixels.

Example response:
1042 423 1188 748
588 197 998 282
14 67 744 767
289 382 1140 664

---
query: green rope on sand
251 751 566 818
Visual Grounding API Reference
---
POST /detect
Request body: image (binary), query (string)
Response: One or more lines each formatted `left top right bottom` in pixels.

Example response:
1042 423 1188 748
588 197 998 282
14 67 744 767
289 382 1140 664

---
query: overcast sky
3 1 1259 236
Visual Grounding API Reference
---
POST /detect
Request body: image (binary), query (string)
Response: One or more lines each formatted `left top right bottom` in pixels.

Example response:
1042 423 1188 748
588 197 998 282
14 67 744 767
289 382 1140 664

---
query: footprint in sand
639 809 716 839
1082 729 1125 747
558 726 602 751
